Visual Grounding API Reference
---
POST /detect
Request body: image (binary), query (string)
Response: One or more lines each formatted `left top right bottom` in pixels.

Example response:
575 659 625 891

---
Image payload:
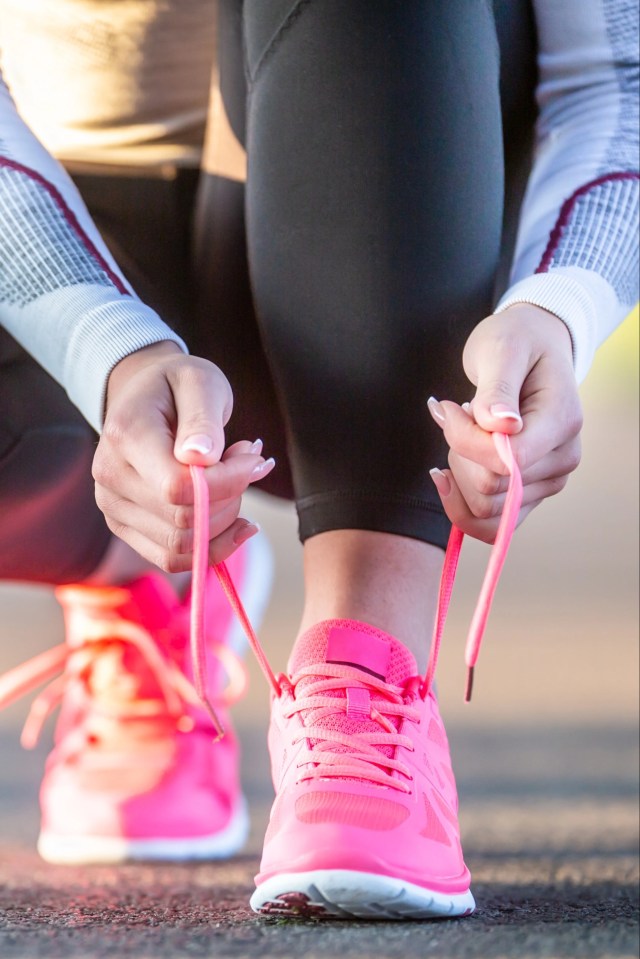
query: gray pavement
0 721 638 958
0 321 638 957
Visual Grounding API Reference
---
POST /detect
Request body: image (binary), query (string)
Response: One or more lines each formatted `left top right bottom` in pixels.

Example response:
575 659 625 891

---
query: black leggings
189 0 536 542
0 0 537 583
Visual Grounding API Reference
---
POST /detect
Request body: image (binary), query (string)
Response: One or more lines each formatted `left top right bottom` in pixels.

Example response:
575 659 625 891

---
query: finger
249 457 276 485
447 457 571 521
222 440 275 485
208 517 262 566
224 438 263 459
429 390 581 481
462 331 528 434
429 468 540 543
96 444 266 513
206 454 271 501
100 521 195 574
100 517 260 574
97 487 244 554
447 434 581 502
519 434 581 485
428 398 510 474
171 362 233 467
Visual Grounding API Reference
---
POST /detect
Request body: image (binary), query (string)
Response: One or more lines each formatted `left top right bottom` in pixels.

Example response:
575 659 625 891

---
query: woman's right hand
92 342 275 571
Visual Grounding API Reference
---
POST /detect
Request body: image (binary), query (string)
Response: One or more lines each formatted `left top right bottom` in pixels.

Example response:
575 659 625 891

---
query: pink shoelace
190 431 523 737
422 431 524 702
277 665 423 793
0 436 521 747
0 612 233 749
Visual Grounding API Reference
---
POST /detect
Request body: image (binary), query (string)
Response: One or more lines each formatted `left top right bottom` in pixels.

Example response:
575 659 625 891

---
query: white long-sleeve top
0 0 638 432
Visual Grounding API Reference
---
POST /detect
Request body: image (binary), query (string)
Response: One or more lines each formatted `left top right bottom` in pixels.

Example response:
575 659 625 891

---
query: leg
238 0 536 919
244 0 505 663
0 166 270 862
299 531 444 671
192 0 294 500
0 326 111 584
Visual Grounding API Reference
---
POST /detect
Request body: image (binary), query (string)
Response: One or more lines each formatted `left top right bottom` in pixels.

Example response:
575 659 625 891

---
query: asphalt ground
0 318 638 958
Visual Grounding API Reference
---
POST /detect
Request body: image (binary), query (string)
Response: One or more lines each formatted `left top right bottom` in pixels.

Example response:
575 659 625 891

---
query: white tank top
0 0 218 168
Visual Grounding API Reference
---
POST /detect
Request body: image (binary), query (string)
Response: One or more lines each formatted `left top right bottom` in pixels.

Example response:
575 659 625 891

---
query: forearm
496 0 639 382
0 70 187 431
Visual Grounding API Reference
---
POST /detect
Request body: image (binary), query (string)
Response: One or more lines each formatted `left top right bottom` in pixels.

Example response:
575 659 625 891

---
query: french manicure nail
490 404 522 424
429 467 452 497
234 520 261 544
251 456 276 478
181 434 213 455
427 396 446 424
249 438 264 454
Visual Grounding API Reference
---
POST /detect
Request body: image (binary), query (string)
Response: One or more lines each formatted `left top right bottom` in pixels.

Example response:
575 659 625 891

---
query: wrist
499 303 574 364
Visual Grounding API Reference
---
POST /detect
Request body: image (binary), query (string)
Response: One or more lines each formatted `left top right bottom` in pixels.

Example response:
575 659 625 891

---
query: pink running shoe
250 619 475 919
248 435 523 919
0 533 272 865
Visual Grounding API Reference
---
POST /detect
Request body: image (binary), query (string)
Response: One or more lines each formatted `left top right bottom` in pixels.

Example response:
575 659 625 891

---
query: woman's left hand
428 303 584 543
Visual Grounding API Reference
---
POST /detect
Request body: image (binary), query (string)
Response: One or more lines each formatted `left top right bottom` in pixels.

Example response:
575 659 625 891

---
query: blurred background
0 309 637 860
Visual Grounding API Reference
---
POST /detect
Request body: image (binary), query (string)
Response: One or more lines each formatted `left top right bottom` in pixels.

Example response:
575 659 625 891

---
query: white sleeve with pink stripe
496 0 639 382
0 69 187 431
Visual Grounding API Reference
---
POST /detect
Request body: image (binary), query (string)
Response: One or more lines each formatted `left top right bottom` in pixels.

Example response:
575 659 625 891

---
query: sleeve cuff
63 298 188 431
494 269 615 383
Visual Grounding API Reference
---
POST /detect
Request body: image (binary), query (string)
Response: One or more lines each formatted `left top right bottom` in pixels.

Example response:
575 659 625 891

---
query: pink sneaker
246 433 522 918
0 533 272 864
250 619 475 919
247 434 523 919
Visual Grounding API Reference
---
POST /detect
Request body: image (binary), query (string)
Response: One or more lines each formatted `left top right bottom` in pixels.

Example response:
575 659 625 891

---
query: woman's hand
428 304 583 543
93 342 274 570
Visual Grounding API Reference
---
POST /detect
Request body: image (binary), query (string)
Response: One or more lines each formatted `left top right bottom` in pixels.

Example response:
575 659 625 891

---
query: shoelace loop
283 663 421 792
0 580 247 750
0 618 216 749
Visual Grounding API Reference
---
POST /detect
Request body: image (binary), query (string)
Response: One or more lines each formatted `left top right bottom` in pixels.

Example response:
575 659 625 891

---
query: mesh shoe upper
257 619 470 895
41 568 244 842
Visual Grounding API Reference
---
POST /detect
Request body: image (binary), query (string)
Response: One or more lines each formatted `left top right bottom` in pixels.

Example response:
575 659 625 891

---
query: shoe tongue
56 575 180 636
288 620 418 688
287 620 418 767
56 576 186 705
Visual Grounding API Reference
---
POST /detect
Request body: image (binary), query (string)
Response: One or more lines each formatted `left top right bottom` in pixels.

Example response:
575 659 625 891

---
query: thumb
464 337 529 435
172 361 232 466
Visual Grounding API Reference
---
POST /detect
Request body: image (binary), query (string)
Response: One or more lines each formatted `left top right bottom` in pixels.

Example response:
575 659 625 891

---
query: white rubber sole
251 869 475 920
37 797 249 865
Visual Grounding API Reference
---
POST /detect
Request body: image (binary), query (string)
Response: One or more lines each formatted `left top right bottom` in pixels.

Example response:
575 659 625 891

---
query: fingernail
249 438 264 455
489 404 522 424
429 467 451 497
461 402 471 413
233 520 260 545
181 434 213 455
427 396 446 424
251 457 276 479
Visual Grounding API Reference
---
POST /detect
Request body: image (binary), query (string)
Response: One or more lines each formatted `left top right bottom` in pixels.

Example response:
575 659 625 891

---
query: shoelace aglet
464 665 474 703
200 699 225 742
